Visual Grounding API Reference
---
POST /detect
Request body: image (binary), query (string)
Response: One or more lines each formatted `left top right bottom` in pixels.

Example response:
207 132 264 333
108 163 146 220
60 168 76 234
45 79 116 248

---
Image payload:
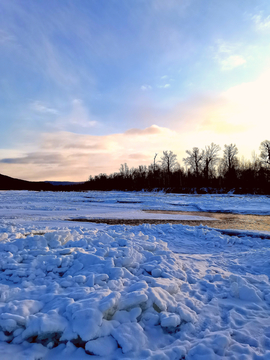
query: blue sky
1 0 270 180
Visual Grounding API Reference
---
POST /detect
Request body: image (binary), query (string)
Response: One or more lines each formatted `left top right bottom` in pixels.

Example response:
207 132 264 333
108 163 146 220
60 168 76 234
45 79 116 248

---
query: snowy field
0 191 270 359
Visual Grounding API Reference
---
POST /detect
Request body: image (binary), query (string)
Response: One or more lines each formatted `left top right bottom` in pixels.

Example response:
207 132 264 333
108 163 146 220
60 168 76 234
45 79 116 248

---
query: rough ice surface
0 190 270 359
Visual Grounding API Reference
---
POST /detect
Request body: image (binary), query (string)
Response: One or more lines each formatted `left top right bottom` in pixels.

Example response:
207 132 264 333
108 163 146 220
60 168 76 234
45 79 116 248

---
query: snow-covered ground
0 190 270 359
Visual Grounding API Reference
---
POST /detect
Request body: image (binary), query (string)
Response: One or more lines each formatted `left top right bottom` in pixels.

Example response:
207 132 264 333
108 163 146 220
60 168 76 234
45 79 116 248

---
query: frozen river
1 190 270 224
0 190 270 359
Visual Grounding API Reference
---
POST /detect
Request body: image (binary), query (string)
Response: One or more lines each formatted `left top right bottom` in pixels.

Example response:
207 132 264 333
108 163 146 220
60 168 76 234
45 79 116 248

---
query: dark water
144 210 270 232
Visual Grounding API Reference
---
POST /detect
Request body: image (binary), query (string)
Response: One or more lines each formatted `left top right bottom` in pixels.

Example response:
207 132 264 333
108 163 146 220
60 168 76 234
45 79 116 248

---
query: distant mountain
45 181 84 186
0 174 86 191
0 173 56 191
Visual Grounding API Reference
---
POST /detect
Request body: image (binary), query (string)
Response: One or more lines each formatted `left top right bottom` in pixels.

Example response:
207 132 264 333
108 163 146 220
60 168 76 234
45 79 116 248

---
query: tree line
86 140 270 194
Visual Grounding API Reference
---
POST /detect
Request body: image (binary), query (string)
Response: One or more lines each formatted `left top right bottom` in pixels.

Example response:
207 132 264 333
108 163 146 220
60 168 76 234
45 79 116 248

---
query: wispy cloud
0 2 99 91
128 153 148 160
141 84 152 91
60 99 97 128
213 40 246 71
220 55 246 71
252 13 270 31
0 152 65 164
124 125 162 136
26 98 98 133
158 84 171 89
141 82 171 91
0 29 16 45
30 101 58 115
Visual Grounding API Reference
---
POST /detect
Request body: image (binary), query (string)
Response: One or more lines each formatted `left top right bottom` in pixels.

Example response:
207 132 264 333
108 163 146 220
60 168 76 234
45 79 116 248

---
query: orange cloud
124 125 162 136
0 126 180 181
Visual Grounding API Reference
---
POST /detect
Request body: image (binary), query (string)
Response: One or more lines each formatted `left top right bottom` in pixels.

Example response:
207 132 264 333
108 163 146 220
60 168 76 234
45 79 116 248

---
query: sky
1 0 270 181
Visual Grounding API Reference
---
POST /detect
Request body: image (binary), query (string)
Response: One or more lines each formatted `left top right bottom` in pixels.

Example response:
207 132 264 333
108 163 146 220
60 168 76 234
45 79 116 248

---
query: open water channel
73 209 270 232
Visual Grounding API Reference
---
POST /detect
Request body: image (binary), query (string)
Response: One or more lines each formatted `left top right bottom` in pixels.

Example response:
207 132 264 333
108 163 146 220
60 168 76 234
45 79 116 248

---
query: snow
0 190 270 359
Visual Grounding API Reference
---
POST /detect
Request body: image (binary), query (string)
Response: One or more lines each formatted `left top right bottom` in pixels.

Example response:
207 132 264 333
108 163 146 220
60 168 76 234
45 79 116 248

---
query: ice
0 318 18 333
148 287 176 312
160 311 181 327
85 335 118 356
71 307 103 341
99 291 120 314
111 322 147 353
22 311 68 340
0 190 270 358
118 290 148 310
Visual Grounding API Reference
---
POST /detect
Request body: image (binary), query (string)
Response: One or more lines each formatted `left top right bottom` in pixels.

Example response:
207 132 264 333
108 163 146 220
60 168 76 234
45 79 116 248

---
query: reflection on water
144 210 270 232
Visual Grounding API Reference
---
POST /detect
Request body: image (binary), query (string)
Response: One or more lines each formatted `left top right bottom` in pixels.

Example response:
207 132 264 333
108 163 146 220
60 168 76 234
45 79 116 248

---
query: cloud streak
0 125 179 180
124 125 162 136
0 152 65 164
30 101 59 115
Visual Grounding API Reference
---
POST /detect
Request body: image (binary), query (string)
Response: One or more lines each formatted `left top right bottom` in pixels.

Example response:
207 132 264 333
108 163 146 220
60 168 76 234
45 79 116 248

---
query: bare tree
239 156 250 171
222 144 238 173
153 153 158 173
203 143 220 180
260 140 270 167
183 147 204 177
160 150 177 174
251 151 261 172
119 163 129 178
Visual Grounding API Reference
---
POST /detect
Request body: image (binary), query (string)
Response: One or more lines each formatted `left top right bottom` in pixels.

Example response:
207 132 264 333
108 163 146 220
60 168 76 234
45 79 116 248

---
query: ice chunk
98 233 115 245
176 304 198 324
152 268 162 277
1 313 26 326
238 285 262 302
22 310 68 340
95 319 120 337
188 343 216 359
119 290 148 310
139 241 156 252
112 307 141 323
72 308 103 341
85 273 95 287
85 335 118 356
118 238 130 247
107 267 124 280
111 322 147 353
128 280 148 292
99 291 120 315
95 273 109 285
129 307 142 321
77 252 105 267
143 310 161 327
150 278 179 294
160 311 181 328
148 287 176 312
73 275 86 284
0 318 18 332
231 281 262 302
4 300 43 317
